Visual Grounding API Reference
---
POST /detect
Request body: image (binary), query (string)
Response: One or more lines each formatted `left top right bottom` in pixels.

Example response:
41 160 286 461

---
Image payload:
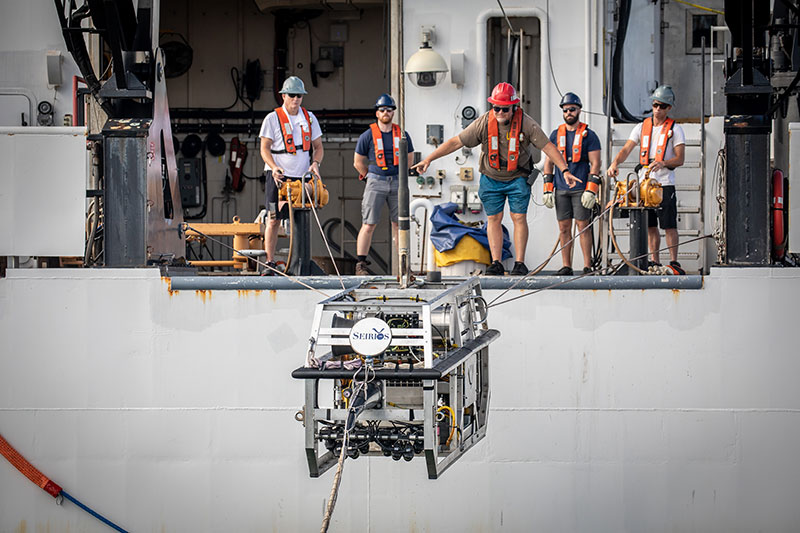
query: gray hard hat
279 76 308 95
651 85 675 106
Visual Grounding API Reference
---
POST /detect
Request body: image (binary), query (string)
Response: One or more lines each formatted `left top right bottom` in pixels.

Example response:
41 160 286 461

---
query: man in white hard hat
353 93 415 276
259 76 324 274
607 85 686 273
413 82 577 276
542 92 602 276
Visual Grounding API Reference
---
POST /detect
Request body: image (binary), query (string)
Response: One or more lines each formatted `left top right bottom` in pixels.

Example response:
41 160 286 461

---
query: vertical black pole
398 137 410 286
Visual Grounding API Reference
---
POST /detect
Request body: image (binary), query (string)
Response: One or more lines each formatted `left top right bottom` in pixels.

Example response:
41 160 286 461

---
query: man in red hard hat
413 82 578 275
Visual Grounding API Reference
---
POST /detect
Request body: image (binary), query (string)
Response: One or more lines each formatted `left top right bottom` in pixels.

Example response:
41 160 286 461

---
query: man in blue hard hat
352 93 415 276
607 85 686 273
259 76 324 274
542 92 602 275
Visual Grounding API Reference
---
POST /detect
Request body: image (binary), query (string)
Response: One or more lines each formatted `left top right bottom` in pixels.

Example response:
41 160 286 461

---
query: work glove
543 192 555 209
581 190 597 209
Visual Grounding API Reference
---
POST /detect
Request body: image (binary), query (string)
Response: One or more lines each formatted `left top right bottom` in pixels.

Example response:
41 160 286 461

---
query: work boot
669 261 686 275
355 260 370 276
510 261 529 276
583 266 593 275
485 260 506 276
261 260 277 276
554 266 573 276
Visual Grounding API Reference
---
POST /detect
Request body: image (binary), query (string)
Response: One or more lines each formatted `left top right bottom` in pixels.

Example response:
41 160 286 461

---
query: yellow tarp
433 234 491 267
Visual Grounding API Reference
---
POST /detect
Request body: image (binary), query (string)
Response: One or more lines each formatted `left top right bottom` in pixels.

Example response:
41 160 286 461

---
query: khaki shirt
458 110 550 181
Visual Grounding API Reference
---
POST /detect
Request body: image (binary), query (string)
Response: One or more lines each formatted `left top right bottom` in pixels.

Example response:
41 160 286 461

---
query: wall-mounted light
405 26 448 88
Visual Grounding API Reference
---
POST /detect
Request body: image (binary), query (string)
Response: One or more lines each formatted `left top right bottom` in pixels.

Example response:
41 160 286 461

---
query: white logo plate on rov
349 317 392 356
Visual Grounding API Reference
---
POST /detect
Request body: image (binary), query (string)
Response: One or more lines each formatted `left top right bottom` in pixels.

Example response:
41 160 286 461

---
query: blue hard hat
559 92 582 108
374 93 396 109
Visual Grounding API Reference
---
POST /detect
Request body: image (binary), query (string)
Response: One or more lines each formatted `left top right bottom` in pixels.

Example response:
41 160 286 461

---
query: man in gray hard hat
542 92 602 276
259 76 324 273
352 94 415 276
607 85 686 273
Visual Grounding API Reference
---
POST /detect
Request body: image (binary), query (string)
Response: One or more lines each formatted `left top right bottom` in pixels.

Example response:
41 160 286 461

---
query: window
686 12 722 54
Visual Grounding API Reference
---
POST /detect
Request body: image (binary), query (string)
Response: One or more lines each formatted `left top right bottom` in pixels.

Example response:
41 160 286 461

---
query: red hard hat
487 82 520 106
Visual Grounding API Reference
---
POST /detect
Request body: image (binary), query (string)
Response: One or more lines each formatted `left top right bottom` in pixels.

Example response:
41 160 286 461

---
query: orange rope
0 433 62 497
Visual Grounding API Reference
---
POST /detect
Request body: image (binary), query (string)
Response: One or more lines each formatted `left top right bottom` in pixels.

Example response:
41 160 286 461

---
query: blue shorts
478 174 530 216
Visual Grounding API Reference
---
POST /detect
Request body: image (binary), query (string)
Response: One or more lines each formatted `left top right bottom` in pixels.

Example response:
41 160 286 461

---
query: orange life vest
370 123 402 169
487 108 523 172
639 117 674 165
275 106 312 154
557 122 588 163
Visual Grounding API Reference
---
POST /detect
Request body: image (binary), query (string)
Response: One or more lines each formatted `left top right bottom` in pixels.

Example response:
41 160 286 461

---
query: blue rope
60 490 130 533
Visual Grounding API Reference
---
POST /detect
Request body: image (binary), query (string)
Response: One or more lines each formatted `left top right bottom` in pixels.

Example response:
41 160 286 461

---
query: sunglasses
562 106 579 113
377 107 395 113
286 93 304 99
493 106 511 113
652 102 670 109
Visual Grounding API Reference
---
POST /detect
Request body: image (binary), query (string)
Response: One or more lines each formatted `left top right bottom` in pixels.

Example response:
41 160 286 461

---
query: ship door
487 16 541 127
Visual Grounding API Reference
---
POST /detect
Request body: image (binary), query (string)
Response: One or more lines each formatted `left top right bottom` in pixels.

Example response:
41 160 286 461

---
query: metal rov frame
292 277 499 479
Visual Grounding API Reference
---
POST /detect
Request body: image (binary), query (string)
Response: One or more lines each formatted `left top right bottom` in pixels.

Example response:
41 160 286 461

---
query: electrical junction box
467 187 481 214
450 185 466 213
179 158 202 208
330 24 348 42
459 167 473 181
427 124 443 145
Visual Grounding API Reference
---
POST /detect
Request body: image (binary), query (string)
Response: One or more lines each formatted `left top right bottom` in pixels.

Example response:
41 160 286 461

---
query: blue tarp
429 202 512 260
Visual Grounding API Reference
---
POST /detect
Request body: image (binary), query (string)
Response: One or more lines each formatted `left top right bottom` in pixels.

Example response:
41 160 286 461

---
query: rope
0 432 129 533
488 199 618 306
673 0 724 15
488 234 714 309
181 223 332 297
303 172 346 290
320 367 372 532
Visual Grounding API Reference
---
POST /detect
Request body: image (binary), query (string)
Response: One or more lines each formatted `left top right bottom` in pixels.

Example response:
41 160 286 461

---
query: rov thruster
292 277 499 479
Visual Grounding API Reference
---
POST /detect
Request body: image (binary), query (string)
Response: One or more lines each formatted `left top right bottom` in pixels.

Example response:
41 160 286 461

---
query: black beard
564 114 579 126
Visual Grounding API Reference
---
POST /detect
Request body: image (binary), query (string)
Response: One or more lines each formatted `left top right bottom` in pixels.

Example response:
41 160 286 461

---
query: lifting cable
0 432 129 533
488 233 714 309
488 199 620 306
303 172 346 290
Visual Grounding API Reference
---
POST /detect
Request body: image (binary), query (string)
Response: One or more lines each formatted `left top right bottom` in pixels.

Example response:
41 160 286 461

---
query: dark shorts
555 190 591 221
264 171 304 220
647 185 677 229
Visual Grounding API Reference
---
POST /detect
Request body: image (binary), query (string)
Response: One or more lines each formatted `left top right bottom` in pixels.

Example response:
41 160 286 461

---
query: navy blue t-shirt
548 127 601 191
355 127 414 176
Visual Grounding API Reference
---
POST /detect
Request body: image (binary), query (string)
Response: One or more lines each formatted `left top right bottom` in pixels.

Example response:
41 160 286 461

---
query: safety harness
487 107 523 171
557 122 588 163
272 106 312 155
639 117 674 165
370 123 402 169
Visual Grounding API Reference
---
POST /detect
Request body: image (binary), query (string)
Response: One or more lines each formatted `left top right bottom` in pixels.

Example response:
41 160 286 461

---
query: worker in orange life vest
413 82 577 276
607 85 686 272
543 92 602 276
259 76 324 274
352 94 415 276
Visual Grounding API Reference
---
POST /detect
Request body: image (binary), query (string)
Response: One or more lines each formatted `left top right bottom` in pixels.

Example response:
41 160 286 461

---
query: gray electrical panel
179 158 202 208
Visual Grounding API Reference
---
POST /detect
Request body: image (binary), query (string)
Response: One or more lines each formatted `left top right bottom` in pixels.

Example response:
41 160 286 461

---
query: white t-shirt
627 120 686 185
259 105 323 177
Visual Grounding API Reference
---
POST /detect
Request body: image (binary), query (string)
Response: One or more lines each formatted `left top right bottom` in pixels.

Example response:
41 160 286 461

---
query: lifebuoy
772 168 787 260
